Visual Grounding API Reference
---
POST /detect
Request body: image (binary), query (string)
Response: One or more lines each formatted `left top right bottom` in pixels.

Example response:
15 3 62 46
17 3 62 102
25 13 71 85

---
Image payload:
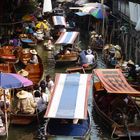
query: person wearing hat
85 49 95 65
127 60 137 81
29 49 39 64
107 47 117 66
95 34 103 49
16 90 37 114
17 69 29 78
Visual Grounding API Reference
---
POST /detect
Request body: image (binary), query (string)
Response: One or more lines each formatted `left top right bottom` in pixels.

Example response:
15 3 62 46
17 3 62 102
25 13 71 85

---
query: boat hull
45 111 91 140
93 82 140 139
55 52 79 66
10 109 46 125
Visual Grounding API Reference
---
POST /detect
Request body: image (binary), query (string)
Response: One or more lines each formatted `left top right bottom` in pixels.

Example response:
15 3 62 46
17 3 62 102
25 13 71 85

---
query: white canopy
43 0 52 13
44 73 92 119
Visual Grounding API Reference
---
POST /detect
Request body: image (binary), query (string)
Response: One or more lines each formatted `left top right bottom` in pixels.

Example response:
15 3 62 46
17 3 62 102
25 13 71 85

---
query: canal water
4 35 113 140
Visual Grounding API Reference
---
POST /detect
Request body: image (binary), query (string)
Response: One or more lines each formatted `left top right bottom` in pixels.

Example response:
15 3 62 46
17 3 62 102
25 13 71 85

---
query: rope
111 124 119 139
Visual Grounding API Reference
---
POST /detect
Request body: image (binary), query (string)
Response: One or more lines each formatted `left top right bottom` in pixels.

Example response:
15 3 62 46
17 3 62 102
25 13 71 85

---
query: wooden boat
0 47 43 84
19 34 37 47
66 66 85 73
0 46 21 63
54 31 80 66
44 73 92 140
83 50 98 72
93 68 140 139
0 46 21 74
10 108 46 125
102 44 122 68
14 48 44 84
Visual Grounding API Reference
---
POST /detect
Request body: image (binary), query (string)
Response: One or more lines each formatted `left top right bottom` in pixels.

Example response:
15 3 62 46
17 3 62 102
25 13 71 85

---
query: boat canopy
43 0 52 13
52 16 66 27
55 31 79 45
94 69 140 94
44 73 92 119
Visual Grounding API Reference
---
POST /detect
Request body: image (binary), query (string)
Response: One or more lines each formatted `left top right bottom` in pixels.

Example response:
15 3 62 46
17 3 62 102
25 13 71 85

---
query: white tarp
129 2 140 31
43 0 52 13
135 18 140 31
129 2 140 23
44 73 92 119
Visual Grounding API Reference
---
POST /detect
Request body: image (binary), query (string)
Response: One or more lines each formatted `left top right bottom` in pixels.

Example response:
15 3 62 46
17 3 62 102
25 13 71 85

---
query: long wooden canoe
10 109 46 125
93 69 140 139
14 48 44 84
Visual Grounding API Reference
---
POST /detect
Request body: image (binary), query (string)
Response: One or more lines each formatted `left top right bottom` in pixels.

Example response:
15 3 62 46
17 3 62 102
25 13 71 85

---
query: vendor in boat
78 50 87 66
108 47 117 66
16 90 37 114
63 44 71 55
85 49 95 65
127 60 137 81
17 69 29 78
114 45 122 62
29 49 39 64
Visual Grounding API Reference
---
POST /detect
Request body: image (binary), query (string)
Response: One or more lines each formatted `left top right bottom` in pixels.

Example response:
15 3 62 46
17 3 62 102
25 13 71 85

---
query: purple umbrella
0 72 33 89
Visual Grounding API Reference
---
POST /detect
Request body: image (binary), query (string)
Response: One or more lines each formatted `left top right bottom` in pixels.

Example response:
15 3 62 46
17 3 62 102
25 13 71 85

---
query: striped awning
94 69 140 94
44 73 92 119
52 16 66 26
55 31 79 45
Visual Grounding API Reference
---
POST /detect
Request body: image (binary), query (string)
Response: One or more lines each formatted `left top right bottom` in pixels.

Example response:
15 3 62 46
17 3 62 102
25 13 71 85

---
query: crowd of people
90 31 104 50
0 74 54 118
15 74 54 115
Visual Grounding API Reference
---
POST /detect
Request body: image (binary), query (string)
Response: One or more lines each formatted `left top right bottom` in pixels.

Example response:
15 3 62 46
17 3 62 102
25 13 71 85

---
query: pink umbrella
0 72 33 89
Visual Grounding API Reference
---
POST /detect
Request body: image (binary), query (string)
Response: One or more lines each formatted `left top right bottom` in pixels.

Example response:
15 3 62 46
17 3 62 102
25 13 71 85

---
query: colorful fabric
94 69 140 94
55 32 79 44
45 73 92 119
52 16 66 26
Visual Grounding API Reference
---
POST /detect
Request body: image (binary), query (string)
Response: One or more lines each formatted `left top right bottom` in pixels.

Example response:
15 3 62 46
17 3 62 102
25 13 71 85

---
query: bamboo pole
101 0 105 38
3 89 8 138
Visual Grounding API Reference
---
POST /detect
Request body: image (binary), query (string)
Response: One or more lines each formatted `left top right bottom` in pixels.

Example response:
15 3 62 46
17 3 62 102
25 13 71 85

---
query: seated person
29 49 39 64
127 60 137 81
16 90 37 114
79 50 87 66
85 49 95 65
17 69 29 78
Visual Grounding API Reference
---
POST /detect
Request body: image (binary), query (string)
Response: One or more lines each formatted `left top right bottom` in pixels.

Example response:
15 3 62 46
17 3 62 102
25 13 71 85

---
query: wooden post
3 89 8 138
101 0 105 37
